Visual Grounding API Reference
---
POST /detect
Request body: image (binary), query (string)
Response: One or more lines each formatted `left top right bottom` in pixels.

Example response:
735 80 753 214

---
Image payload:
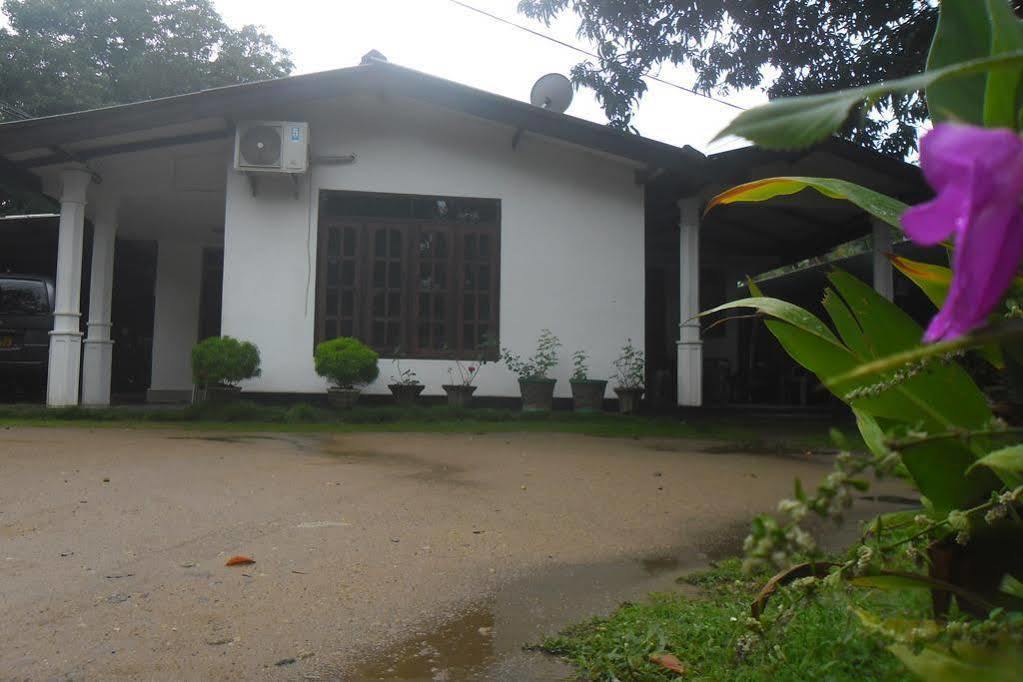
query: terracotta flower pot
388 383 426 406
519 378 556 412
614 386 644 414
327 387 361 410
570 379 607 413
442 384 477 408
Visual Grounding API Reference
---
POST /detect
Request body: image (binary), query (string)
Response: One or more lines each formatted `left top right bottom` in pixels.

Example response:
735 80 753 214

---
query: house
0 53 927 409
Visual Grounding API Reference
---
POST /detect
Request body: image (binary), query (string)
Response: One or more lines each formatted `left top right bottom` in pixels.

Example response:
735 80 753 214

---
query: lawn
0 401 854 447
534 558 920 681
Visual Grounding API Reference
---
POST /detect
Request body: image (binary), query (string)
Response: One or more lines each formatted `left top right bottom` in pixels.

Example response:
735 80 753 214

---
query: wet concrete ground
0 428 911 680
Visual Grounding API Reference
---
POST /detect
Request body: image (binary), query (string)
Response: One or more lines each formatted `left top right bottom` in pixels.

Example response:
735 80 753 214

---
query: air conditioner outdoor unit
233 121 308 173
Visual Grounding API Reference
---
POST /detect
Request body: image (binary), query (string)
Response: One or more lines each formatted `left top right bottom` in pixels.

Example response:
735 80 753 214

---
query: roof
0 58 702 171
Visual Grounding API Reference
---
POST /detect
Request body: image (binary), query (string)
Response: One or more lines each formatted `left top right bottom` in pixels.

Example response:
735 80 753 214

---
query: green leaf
715 50 1023 149
1001 574 1023 599
826 320 1023 392
705 177 908 229
927 0 991 123
890 642 1023 682
853 409 889 460
967 444 1023 486
983 0 1023 128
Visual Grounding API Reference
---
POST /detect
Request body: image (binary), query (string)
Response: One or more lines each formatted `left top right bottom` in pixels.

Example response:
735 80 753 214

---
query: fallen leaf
650 653 685 675
225 556 255 566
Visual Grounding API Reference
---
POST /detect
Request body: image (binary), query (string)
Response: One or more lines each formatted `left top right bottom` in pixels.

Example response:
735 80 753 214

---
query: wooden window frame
315 191 500 360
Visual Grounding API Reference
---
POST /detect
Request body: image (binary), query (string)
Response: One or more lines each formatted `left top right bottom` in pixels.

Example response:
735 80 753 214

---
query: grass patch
0 401 856 446
534 558 921 681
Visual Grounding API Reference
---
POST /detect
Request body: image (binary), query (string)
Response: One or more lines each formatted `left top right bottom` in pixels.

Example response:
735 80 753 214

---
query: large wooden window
316 191 500 359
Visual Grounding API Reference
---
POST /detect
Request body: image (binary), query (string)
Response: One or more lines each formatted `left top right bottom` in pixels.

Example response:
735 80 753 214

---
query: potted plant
314 337 380 409
568 349 607 413
387 356 425 406
502 329 561 412
442 337 497 408
191 336 261 402
611 339 645 414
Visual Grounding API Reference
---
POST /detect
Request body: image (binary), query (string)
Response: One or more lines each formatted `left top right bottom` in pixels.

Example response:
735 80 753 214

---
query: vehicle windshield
0 279 49 314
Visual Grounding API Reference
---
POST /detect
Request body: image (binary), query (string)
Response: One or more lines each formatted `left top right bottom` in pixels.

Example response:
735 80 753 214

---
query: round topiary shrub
191 336 261 388
314 337 380 389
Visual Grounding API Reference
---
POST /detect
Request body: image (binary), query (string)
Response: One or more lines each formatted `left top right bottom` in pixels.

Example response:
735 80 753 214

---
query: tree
518 0 945 157
0 0 293 121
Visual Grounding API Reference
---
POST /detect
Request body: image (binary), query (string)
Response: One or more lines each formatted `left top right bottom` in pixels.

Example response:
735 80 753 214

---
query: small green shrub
314 337 380 389
502 329 561 380
191 336 261 388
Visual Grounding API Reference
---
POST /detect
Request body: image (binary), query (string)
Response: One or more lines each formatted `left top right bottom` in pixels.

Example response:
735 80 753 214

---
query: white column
678 197 703 407
872 219 894 301
147 240 202 403
46 166 93 407
81 198 118 406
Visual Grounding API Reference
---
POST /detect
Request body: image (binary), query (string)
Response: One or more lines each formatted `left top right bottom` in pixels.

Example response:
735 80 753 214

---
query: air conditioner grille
239 125 283 167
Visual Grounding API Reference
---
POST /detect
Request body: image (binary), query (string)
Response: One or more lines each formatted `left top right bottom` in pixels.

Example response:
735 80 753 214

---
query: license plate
0 335 14 349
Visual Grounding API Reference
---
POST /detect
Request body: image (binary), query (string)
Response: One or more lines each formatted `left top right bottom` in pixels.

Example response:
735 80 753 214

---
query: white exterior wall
221 96 645 397
149 240 203 398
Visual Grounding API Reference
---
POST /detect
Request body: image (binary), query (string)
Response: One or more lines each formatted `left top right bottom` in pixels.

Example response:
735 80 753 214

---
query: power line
444 0 746 111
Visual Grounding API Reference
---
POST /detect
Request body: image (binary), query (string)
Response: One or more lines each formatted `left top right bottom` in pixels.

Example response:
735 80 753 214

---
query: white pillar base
47 330 83 407
81 337 114 406
677 340 703 407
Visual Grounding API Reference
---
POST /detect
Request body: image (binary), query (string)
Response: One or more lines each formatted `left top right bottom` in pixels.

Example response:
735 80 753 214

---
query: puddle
337 531 745 681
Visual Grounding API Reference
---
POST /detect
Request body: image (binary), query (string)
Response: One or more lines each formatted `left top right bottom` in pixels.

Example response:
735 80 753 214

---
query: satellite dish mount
514 73 574 150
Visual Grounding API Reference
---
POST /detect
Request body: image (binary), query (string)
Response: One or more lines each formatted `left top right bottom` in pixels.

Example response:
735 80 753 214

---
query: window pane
343 227 357 256
388 264 402 289
434 263 446 288
325 318 337 339
327 261 338 283
325 288 338 313
436 233 448 258
479 295 490 319
340 319 353 337
341 264 355 286
463 324 475 349
386 321 399 344
433 296 445 318
463 295 475 318
373 321 385 343
419 293 430 318
388 292 401 315
418 322 430 347
375 229 387 256
463 265 475 290
341 290 354 316
327 228 340 256
464 234 476 259
373 262 386 287
433 323 445 347
389 229 402 258
478 265 490 291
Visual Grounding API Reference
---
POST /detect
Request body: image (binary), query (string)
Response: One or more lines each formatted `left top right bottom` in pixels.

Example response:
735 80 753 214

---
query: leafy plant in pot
388 354 425 406
314 337 379 409
191 336 261 403
442 338 496 408
502 329 561 411
611 339 644 414
569 349 607 412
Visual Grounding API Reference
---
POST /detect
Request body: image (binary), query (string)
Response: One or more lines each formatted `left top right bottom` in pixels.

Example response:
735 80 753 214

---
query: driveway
0 428 908 680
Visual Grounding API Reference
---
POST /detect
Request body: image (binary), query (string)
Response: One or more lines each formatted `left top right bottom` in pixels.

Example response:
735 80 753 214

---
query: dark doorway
198 247 223 341
110 240 156 401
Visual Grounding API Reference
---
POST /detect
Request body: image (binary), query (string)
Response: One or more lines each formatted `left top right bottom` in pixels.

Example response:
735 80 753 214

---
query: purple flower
902 123 1023 341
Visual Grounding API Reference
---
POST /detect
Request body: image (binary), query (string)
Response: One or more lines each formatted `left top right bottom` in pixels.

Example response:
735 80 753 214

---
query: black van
0 275 55 379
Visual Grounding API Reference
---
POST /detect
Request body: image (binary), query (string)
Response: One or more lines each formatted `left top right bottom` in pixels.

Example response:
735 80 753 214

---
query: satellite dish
530 73 573 113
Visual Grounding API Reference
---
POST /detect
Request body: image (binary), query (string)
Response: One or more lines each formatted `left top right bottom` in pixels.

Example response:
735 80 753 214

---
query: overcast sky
214 0 766 154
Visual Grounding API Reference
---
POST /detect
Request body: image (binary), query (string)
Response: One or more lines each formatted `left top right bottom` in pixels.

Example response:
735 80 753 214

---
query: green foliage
537 559 919 682
502 329 561 380
611 338 644 389
314 337 379 389
715 50 1023 150
705 271 1000 513
519 0 936 156
706 176 908 229
190 336 261 388
0 0 293 120
570 349 589 381
926 0 992 124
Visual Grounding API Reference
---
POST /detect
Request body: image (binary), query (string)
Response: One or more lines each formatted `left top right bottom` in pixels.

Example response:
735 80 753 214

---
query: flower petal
920 124 1023 196
901 183 968 245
